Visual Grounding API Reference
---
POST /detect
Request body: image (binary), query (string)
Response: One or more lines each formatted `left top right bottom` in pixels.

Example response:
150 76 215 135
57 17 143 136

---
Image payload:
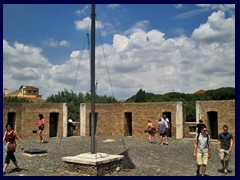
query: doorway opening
207 111 218 139
7 112 16 128
162 112 172 137
49 113 59 137
124 112 132 136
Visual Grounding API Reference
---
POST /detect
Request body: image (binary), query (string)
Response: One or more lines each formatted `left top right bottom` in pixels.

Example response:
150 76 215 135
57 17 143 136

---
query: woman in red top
3 123 24 174
38 114 45 143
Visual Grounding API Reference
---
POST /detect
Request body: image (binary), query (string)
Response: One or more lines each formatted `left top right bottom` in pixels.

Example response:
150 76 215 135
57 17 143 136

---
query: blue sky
3 4 235 100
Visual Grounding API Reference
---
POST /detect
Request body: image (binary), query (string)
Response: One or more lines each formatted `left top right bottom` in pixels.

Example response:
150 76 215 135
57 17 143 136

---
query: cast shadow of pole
119 149 135 169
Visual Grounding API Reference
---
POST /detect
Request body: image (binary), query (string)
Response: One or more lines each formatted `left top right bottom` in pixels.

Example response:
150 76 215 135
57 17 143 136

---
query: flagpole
90 4 96 154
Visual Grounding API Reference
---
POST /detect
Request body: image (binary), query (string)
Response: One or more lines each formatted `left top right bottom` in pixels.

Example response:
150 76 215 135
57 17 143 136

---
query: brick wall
196 100 235 138
3 103 66 139
84 102 180 138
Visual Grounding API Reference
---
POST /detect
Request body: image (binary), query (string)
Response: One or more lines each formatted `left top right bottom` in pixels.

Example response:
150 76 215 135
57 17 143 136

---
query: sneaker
165 142 169 145
14 167 20 170
3 170 6 175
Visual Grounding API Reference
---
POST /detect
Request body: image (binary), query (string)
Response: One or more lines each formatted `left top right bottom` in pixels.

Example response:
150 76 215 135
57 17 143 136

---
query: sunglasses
203 130 207 132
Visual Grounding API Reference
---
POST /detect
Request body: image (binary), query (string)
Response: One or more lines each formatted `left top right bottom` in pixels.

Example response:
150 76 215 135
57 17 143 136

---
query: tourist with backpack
218 124 234 174
157 118 168 145
193 125 211 176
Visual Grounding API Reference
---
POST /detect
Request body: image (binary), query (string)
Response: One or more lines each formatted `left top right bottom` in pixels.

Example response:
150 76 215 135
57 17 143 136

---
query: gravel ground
3 136 235 176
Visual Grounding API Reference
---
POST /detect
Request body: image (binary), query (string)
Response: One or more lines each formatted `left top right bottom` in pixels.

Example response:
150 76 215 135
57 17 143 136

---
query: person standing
38 114 45 143
157 118 168 145
218 124 234 174
193 125 211 176
146 120 156 144
3 123 24 174
196 119 205 134
162 114 170 139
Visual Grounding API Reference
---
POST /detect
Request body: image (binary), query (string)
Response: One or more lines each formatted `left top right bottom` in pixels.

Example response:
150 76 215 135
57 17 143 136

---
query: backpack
197 133 209 146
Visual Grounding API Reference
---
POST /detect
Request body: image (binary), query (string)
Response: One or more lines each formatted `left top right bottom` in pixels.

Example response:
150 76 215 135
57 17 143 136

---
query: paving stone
2 137 235 176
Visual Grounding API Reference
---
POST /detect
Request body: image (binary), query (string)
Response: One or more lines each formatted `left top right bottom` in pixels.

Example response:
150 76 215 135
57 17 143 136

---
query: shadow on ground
119 149 135 169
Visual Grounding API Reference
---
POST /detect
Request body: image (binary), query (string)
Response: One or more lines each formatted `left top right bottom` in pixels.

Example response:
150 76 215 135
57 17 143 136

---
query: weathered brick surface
85 102 178 138
3 103 65 138
198 100 235 137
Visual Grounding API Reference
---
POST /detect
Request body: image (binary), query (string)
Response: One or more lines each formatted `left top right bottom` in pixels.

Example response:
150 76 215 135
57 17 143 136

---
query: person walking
218 124 234 174
3 123 24 174
157 117 168 145
193 125 211 176
146 120 156 144
38 114 45 143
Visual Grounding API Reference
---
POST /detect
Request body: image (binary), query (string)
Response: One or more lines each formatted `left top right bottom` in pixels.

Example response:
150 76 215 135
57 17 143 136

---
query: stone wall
80 102 184 139
3 103 68 138
196 100 235 138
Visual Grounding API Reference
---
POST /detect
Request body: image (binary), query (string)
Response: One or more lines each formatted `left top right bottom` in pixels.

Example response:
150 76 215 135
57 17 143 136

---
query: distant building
3 85 44 102
194 89 205 94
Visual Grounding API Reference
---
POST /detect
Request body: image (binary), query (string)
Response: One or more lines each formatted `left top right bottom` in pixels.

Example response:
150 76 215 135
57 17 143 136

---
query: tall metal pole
90 4 96 154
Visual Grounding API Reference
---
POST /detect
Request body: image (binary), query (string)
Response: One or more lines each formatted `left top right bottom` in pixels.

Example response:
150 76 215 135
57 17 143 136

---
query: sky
3 4 235 100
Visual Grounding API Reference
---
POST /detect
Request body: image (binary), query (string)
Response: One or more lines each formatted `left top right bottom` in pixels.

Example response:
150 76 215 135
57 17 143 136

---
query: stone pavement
2 136 235 176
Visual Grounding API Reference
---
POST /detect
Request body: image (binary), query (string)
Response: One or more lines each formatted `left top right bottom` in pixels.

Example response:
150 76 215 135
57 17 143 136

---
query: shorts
159 132 166 136
39 126 44 131
197 152 209 165
219 149 231 161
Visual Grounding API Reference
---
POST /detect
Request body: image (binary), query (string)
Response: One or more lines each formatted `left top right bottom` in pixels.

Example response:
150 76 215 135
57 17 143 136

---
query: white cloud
196 4 235 12
191 11 235 44
124 20 150 35
3 9 235 100
113 34 129 52
44 38 70 47
75 5 89 16
75 17 104 31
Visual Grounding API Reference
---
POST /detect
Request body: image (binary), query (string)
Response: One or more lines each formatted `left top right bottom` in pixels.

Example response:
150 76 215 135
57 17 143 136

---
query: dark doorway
208 111 218 139
89 113 98 136
49 113 59 137
124 112 132 136
7 112 16 128
162 112 172 137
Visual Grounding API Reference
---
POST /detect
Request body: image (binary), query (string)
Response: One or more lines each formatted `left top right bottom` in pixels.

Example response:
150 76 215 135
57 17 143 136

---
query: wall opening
207 111 218 139
89 112 98 136
7 112 16 128
49 113 59 137
162 112 172 137
124 112 132 136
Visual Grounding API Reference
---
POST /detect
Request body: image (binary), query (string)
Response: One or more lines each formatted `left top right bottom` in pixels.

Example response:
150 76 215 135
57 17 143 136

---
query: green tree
4 96 32 103
135 89 146 102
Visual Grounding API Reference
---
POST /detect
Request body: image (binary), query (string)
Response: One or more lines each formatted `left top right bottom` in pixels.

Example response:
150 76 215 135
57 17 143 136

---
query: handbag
4 142 8 152
5 132 17 152
7 142 16 152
